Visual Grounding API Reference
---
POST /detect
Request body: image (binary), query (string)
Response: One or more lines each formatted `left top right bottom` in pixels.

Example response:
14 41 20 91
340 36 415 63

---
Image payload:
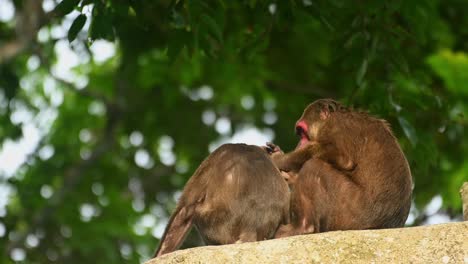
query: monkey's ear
320 101 337 120
320 105 332 120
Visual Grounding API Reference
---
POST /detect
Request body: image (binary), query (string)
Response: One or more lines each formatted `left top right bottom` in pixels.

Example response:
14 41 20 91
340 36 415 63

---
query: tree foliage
0 0 467 263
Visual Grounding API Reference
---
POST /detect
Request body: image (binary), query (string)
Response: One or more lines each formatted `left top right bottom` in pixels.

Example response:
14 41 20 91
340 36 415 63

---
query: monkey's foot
274 222 315 238
235 232 258 243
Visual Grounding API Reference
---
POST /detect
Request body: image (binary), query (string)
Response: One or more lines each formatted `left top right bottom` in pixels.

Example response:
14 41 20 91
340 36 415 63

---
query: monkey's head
295 99 344 148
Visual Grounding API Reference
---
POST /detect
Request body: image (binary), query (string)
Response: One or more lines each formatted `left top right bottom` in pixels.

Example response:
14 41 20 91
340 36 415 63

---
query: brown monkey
269 99 412 237
154 143 290 257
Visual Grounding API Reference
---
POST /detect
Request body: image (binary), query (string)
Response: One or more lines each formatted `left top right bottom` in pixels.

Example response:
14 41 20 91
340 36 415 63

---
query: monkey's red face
295 120 310 149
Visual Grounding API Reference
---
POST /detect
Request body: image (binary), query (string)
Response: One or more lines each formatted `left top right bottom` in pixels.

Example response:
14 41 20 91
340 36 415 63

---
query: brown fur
271 99 412 236
154 144 290 257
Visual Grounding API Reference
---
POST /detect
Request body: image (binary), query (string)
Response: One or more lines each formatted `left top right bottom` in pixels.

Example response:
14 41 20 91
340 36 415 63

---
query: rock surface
146 222 468 264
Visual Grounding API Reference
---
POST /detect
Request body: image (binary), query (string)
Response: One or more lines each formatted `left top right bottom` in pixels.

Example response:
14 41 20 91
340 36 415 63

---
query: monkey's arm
272 142 355 173
315 142 356 171
271 143 316 172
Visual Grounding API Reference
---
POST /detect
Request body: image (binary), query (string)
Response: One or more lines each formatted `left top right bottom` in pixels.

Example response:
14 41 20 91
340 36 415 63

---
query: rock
145 222 468 264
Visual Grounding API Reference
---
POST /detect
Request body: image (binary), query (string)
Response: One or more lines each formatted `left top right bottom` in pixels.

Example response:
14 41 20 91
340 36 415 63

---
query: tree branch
6 64 127 255
53 75 112 105
6 103 120 253
266 79 337 98
32 44 112 105
0 0 58 64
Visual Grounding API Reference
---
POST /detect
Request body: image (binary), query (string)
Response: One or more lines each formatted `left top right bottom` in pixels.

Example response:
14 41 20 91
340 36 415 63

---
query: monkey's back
326 112 412 229
182 144 290 244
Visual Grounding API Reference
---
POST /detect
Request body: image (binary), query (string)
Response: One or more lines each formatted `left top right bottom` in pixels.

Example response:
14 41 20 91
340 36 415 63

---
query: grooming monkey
267 99 412 237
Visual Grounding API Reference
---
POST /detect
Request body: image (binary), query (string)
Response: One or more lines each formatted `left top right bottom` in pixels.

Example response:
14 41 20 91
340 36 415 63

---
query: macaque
268 99 412 237
154 144 290 257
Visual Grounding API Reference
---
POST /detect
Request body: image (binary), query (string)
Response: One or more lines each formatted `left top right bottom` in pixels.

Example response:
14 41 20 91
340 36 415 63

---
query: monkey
266 99 412 237
154 143 290 257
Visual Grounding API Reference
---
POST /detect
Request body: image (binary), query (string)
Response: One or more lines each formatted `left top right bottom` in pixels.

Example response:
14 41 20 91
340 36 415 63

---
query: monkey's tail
153 204 195 258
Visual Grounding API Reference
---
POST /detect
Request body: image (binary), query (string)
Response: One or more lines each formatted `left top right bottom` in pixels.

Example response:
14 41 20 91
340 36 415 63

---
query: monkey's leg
276 158 363 239
274 224 295 238
300 158 364 231
274 223 314 238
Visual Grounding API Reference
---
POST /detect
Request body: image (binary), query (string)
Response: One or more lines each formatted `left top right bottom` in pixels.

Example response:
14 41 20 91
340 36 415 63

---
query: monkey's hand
264 142 284 155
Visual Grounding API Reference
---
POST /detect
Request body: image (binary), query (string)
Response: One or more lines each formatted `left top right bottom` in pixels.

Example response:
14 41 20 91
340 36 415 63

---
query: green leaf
0 65 19 100
170 10 186 29
53 0 81 16
217 0 226 9
394 53 410 75
356 57 368 86
344 32 362 49
200 14 223 43
369 35 379 60
81 0 94 6
89 7 115 41
398 116 418 147
167 30 190 62
427 50 468 95
68 14 87 42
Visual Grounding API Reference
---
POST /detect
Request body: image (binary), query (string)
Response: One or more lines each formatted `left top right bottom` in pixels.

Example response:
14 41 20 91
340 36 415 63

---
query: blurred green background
0 0 467 263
